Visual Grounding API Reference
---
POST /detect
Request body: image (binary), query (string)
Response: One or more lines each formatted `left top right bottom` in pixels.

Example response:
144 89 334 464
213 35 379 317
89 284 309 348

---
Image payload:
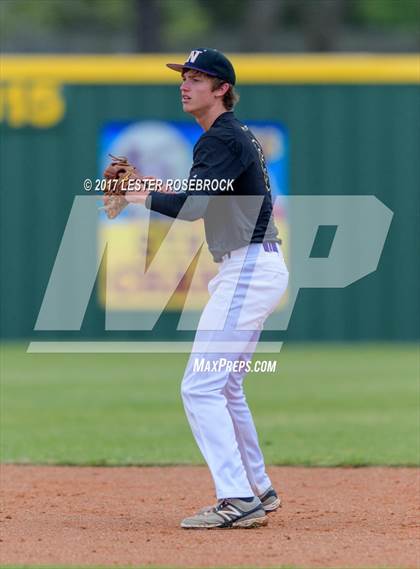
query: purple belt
263 242 278 253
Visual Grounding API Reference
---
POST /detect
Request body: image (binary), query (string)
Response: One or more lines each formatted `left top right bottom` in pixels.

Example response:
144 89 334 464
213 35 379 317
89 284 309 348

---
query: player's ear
214 82 230 99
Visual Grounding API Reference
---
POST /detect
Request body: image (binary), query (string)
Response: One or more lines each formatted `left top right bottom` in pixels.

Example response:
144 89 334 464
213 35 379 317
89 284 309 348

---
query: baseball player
104 48 289 529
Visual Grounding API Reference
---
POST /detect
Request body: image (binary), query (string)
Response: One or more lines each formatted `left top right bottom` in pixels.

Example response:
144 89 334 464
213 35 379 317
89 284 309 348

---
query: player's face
180 70 218 115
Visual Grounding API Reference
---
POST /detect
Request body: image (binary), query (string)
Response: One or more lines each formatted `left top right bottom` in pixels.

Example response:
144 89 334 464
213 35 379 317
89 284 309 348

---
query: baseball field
1 341 418 568
1 0 420 565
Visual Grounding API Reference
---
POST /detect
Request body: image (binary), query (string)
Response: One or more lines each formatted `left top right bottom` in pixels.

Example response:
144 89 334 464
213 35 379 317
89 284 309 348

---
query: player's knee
223 383 245 402
181 378 198 401
181 377 216 401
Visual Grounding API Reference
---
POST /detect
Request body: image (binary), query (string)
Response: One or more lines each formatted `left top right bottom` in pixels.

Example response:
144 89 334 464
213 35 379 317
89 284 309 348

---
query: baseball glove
102 154 139 219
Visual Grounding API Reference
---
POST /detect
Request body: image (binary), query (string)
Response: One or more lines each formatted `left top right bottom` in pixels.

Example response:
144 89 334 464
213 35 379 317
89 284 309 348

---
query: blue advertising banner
99 120 288 310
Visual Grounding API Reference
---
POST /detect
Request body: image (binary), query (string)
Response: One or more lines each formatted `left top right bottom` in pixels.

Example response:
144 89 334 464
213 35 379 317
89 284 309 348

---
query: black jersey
145 111 280 262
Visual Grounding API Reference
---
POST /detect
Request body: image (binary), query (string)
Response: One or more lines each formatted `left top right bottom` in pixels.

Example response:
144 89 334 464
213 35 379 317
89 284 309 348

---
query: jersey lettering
251 137 271 192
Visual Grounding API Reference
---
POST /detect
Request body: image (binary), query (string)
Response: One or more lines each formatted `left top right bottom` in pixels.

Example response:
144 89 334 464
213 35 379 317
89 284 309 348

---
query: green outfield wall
1 55 419 340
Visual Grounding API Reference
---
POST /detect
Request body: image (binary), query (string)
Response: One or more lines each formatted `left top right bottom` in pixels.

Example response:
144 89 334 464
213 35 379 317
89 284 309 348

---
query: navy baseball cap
167 48 236 85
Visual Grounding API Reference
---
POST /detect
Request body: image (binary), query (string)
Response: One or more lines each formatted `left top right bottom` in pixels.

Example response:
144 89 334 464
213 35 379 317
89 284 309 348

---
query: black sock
237 496 255 502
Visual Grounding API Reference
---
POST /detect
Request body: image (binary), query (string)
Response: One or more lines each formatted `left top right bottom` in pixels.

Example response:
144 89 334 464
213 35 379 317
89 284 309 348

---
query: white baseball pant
181 242 289 499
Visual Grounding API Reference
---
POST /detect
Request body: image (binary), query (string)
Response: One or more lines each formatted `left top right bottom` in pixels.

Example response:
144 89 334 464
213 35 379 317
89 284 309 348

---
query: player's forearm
145 191 209 221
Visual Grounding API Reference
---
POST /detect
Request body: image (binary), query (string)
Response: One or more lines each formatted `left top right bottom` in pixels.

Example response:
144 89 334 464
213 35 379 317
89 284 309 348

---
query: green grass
1 343 418 466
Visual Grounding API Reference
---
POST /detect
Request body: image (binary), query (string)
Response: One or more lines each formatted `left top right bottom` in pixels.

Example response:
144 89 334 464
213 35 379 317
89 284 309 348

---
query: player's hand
101 154 141 218
124 177 154 204
103 154 138 187
100 193 129 219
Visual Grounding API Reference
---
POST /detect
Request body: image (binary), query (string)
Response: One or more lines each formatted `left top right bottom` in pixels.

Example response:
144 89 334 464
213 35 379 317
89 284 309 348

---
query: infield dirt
1 465 418 568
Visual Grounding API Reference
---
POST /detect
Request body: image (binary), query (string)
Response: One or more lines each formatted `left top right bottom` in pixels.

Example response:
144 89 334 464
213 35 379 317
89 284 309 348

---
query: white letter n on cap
188 50 203 63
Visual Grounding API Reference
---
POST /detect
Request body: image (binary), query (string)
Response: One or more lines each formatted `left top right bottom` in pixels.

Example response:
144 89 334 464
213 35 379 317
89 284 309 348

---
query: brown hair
210 77 240 111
